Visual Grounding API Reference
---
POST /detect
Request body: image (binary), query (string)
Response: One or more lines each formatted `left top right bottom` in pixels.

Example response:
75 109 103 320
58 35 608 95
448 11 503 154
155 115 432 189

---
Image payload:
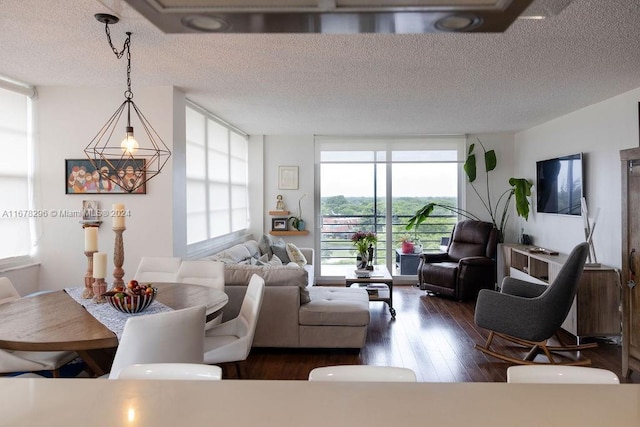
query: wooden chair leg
475 331 592 366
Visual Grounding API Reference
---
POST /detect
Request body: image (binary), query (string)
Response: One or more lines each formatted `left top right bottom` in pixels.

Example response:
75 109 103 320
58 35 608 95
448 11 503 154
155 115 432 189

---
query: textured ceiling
0 0 639 135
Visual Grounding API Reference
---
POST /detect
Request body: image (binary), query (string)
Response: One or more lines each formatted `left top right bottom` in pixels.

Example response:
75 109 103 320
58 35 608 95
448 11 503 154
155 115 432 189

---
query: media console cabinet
498 243 621 342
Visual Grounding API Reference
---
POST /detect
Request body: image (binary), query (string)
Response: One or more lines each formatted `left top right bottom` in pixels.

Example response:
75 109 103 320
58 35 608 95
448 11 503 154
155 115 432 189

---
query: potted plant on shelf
289 193 307 231
406 138 533 243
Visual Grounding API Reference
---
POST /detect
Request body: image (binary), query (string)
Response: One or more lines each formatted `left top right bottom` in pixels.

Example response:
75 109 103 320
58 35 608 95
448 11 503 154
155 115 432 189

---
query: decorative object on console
351 231 377 269
84 13 171 194
406 138 532 242
289 193 307 231
400 236 415 254
112 203 126 288
92 252 108 303
581 197 600 266
82 225 99 298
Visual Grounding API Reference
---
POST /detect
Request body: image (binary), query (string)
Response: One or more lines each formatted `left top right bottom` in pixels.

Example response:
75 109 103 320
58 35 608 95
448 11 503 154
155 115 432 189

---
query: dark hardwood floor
244 285 640 383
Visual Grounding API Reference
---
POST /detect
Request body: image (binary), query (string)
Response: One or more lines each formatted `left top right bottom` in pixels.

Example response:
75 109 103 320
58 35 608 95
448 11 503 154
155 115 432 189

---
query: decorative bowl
103 287 157 314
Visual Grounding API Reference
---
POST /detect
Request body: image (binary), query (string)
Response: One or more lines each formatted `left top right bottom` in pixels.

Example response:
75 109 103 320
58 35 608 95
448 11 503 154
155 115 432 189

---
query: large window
0 84 33 262
316 136 465 276
185 102 249 247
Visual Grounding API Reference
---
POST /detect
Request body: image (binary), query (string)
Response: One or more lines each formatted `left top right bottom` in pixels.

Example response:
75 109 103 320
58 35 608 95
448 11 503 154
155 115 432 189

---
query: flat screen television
536 153 584 216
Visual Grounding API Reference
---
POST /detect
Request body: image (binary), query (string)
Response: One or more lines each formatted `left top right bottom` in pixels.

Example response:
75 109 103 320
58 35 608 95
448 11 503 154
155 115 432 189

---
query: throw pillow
270 239 291 263
286 243 307 267
258 234 274 258
269 254 283 266
255 253 271 266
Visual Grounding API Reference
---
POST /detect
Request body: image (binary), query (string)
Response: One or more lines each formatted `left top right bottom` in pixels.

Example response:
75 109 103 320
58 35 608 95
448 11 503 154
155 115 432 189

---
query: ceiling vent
123 0 535 33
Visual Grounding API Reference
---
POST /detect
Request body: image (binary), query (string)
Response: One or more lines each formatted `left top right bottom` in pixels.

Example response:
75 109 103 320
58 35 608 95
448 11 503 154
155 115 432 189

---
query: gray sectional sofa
204 238 370 349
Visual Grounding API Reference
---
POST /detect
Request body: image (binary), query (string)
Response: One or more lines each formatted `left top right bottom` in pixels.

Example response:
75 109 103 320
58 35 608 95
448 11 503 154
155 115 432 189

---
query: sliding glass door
316 136 465 277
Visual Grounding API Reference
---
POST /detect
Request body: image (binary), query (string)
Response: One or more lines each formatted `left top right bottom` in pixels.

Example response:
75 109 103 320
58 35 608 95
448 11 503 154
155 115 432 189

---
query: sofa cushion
286 243 307 267
244 240 261 259
210 244 252 264
224 263 311 304
270 239 291 263
258 234 274 258
300 287 370 326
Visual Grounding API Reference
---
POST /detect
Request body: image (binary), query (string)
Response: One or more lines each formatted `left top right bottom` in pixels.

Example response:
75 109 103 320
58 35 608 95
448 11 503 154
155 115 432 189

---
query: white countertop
1 378 638 426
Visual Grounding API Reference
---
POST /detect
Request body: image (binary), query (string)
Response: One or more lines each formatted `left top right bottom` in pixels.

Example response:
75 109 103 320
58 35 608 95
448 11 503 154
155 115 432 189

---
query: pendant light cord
103 22 133 99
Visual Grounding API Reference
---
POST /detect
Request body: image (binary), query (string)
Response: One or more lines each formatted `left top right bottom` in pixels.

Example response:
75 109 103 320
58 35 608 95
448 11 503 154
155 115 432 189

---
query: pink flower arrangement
351 231 377 254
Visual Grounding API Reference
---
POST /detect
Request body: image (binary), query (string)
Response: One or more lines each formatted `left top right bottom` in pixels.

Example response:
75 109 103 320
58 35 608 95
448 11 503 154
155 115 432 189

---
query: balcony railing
319 214 457 268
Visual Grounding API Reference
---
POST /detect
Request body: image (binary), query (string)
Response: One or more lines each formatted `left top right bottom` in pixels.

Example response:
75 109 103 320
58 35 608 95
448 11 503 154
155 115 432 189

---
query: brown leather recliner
417 220 498 300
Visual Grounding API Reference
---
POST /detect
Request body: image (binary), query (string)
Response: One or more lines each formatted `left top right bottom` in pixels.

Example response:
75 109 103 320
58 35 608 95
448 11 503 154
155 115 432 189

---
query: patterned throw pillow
286 243 307 267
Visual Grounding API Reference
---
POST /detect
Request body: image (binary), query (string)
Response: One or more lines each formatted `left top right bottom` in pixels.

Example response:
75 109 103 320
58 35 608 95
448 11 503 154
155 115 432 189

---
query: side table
345 265 395 319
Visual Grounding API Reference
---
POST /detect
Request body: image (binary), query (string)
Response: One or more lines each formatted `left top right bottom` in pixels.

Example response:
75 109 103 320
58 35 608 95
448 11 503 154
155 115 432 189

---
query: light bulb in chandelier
120 126 139 155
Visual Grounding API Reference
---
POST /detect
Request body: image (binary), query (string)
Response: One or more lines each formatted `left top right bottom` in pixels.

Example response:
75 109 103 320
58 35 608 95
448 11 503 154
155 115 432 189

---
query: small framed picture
278 166 299 190
272 218 288 231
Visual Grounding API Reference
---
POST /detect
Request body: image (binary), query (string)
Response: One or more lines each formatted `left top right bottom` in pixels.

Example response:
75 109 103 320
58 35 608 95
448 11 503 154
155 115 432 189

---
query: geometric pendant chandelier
84 13 171 193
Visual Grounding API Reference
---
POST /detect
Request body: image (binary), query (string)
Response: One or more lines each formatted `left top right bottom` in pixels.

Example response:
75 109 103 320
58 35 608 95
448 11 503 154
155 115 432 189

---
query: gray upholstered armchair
417 220 498 300
474 242 594 365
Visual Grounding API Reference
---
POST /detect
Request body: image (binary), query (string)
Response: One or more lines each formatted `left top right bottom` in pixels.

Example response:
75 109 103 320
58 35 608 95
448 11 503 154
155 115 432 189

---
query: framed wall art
278 166 299 190
65 158 146 194
272 218 288 231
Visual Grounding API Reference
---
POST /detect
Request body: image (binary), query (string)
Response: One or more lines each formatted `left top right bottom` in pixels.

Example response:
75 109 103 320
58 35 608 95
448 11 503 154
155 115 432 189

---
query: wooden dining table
0 282 228 376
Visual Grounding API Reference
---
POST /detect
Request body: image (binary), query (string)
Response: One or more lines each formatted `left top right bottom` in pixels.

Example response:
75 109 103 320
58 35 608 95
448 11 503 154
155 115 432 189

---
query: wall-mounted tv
536 153 584 216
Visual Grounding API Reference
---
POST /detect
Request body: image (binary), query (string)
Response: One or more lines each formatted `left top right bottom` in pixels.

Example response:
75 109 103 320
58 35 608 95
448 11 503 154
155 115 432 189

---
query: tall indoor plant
406 139 533 242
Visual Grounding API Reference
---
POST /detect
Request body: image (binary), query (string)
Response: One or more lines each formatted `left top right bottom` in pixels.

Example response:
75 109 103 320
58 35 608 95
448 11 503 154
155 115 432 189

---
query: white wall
33 86 178 291
514 87 640 268
262 135 315 252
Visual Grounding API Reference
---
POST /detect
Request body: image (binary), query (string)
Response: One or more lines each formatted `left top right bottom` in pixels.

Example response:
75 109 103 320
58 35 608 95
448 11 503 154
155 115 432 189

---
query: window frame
314 135 466 278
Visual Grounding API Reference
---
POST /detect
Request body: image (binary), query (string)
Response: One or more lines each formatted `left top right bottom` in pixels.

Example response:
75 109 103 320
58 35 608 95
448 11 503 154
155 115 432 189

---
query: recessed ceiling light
181 15 230 32
434 14 482 32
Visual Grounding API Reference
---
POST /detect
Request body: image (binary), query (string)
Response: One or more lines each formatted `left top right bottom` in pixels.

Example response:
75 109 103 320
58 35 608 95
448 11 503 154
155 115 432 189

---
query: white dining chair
177 260 225 329
108 305 206 379
116 363 222 380
177 260 225 290
0 277 20 305
0 277 78 377
133 257 182 283
203 274 265 378
506 365 620 384
308 365 417 382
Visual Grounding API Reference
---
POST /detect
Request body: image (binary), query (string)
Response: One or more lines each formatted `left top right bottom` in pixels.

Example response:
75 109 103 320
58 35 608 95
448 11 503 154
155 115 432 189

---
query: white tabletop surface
1 378 638 427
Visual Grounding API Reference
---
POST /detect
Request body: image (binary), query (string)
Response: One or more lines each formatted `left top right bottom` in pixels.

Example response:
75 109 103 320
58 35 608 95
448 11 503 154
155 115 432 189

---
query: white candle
84 227 98 252
113 203 125 228
93 252 107 279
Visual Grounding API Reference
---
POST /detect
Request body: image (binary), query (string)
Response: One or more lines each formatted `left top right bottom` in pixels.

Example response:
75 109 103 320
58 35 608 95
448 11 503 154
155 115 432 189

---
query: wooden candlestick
113 226 126 288
92 278 107 304
83 250 97 298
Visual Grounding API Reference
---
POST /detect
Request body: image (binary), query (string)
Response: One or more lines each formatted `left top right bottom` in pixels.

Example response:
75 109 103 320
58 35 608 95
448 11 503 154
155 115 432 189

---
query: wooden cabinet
499 244 621 341
620 147 640 377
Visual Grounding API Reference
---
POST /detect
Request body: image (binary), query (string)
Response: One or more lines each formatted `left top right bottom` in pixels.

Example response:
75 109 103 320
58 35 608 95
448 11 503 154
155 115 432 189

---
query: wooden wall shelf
269 210 290 216
269 230 309 236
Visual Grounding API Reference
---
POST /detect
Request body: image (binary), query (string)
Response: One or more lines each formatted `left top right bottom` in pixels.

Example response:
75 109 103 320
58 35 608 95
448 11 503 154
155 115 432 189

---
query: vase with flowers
351 231 377 269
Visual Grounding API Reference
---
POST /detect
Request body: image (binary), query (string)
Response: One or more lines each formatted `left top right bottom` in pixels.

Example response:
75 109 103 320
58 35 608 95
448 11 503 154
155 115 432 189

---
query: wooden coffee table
344 265 395 319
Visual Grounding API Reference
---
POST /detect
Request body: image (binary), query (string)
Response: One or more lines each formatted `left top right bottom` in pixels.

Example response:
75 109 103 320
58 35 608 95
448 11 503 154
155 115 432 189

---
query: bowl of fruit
102 280 157 314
